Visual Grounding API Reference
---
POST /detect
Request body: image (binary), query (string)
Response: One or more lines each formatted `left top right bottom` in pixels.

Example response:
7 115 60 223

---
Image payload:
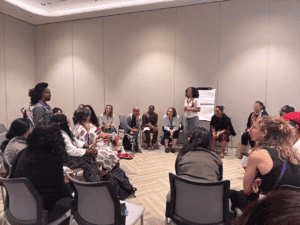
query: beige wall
1 0 300 147
0 14 35 129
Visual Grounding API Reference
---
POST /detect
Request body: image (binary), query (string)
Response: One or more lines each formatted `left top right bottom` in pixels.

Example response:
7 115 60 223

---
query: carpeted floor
0 144 245 225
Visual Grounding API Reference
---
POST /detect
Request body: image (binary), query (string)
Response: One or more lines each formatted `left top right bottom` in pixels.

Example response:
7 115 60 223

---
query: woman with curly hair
29 82 52 127
229 116 300 214
10 122 72 223
183 87 201 145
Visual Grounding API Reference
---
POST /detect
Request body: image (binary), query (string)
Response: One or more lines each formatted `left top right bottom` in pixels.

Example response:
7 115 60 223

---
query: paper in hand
240 155 248 168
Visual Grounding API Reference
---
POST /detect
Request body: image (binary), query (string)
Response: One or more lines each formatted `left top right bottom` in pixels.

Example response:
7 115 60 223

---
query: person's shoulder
163 114 168 118
249 149 271 161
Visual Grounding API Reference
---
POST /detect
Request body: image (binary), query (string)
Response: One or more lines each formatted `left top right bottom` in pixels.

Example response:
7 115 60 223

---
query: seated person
167 127 223 201
52 114 106 182
163 107 180 153
86 105 129 157
210 106 236 158
141 105 158 150
73 108 121 172
100 105 117 134
232 190 300 225
239 101 268 159
10 123 72 224
282 112 300 154
279 105 295 117
72 104 85 125
1 118 32 175
229 116 300 213
124 107 142 153
53 107 63 115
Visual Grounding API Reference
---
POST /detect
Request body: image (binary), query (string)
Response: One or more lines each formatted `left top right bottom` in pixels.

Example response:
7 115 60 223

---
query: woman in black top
210 106 236 158
229 116 300 214
239 101 268 159
10 122 72 223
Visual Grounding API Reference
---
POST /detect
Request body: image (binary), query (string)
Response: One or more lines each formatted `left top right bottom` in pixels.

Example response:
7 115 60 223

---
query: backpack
21 106 34 127
107 168 137 200
122 134 132 150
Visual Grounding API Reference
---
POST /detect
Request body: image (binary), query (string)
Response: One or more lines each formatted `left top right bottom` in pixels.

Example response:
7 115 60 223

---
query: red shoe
118 153 133 160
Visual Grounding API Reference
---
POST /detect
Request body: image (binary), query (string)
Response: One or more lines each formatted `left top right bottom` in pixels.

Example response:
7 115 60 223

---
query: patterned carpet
0 144 245 225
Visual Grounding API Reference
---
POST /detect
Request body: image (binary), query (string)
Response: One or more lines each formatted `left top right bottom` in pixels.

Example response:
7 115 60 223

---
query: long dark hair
85 105 99 127
103 105 113 118
27 122 66 156
28 82 48 105
51 114 74 142
179 127 211 156
185 87 199 98
255 101 267 114
53 107 62 114
1 118 31 153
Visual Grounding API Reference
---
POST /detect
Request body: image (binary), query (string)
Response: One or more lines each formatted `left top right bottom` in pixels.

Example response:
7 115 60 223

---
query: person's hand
135 115 139 120
96 128 102 135
131 128 138 132
109 124 113 128
184 106 188 111
251 178 262 194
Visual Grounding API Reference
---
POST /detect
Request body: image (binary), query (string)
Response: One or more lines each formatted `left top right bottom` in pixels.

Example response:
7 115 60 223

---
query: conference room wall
104 13 139 130
266 0 300 117
2 15 35 128
0 14 6 128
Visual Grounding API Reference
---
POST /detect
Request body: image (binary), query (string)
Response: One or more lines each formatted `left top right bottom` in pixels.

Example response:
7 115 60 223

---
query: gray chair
2 153 12 176
65 172 145 225
166 173 233 225
278 184 300 192
0 177 72 225
0 132 7 149
0 124 7 134
118 115 127 138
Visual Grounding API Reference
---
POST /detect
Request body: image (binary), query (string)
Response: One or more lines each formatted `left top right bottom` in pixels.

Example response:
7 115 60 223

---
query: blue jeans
184 116 200 145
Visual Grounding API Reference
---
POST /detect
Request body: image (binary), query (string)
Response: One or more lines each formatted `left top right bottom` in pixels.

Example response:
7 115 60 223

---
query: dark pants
47 196 73 223
144 127 158 145
229 189 259 212
163 130 180 140
241 131 256 147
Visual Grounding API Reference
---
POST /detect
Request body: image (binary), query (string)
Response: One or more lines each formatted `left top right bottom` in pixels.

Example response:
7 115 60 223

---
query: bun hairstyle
29 82 49 105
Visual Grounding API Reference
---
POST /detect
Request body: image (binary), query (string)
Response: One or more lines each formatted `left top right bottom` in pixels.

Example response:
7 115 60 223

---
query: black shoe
135 147 142 153
171 148 175 153
165 148 170 153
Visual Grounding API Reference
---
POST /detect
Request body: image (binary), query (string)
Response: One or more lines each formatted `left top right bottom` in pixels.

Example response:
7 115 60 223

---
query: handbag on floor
123 134 132 150
107 168 137 200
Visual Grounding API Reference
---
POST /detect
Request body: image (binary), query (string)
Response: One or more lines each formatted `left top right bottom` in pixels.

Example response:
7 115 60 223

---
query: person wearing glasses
29 82 53 127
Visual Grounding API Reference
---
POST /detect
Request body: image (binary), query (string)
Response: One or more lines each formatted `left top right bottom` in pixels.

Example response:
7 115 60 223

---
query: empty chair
166 173 233 225
0 177 72 225
65 172 145 225
0 124 7 134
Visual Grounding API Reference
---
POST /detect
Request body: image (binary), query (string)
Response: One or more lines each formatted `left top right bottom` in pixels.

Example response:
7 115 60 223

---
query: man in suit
124 107 142 153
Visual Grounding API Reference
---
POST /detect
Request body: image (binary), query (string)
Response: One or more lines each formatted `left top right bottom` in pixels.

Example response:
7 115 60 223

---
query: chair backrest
0 124 7 134
65 172 124 225
169 173 231 224
119 115 127 130
2 153 12 175
0 132 7 149
0 177 45 224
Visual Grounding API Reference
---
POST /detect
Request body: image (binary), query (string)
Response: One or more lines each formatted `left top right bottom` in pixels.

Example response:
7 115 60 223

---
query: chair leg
165 217 168 225
141 215 144 225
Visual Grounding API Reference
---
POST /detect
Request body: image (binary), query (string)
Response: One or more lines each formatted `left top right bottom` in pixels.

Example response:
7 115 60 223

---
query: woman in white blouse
100 105 117 134
184 87 201 145
163 107 181 153
51 114 106 182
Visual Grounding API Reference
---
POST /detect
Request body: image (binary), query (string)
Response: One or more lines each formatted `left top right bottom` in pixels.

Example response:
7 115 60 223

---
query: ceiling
0 0 228 25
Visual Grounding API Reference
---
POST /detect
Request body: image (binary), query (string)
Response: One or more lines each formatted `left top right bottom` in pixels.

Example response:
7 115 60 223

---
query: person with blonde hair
229 116 300 214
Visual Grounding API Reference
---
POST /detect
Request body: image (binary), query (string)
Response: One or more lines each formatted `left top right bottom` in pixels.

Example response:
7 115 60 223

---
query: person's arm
218 160 223 181
63 133 87 157
188 99 201 112
124 115 132 131
211 126 216 136
32 106 45 127
243 150 271 195
142 114 149 127
163 116 171 131
153 113 158 127
99 114 104 128
246 113 252 130
110 115 115 127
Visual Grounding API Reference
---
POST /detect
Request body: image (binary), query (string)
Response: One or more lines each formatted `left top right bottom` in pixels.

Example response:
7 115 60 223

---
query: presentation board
197 88 216 121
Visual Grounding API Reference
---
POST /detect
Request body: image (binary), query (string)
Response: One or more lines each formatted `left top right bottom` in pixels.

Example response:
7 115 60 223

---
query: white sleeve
163 116 170 131
111 115 115 126
75 138 85 148
196 99 201 108
63 133 86 157
173 115 180 131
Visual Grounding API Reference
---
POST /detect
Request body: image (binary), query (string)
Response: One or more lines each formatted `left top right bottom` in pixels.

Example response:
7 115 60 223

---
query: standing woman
100 105 117 134
163 107 181 153
239 101 269 158
29 82 53 127
184 87 201 145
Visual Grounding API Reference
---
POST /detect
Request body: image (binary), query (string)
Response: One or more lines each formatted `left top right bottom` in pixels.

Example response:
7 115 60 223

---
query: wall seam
103 17 105 109
265 0 271 107
72 21 75 111
136 12 139 107
216 2 222 106
3 15 8 127
174 8 177 108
